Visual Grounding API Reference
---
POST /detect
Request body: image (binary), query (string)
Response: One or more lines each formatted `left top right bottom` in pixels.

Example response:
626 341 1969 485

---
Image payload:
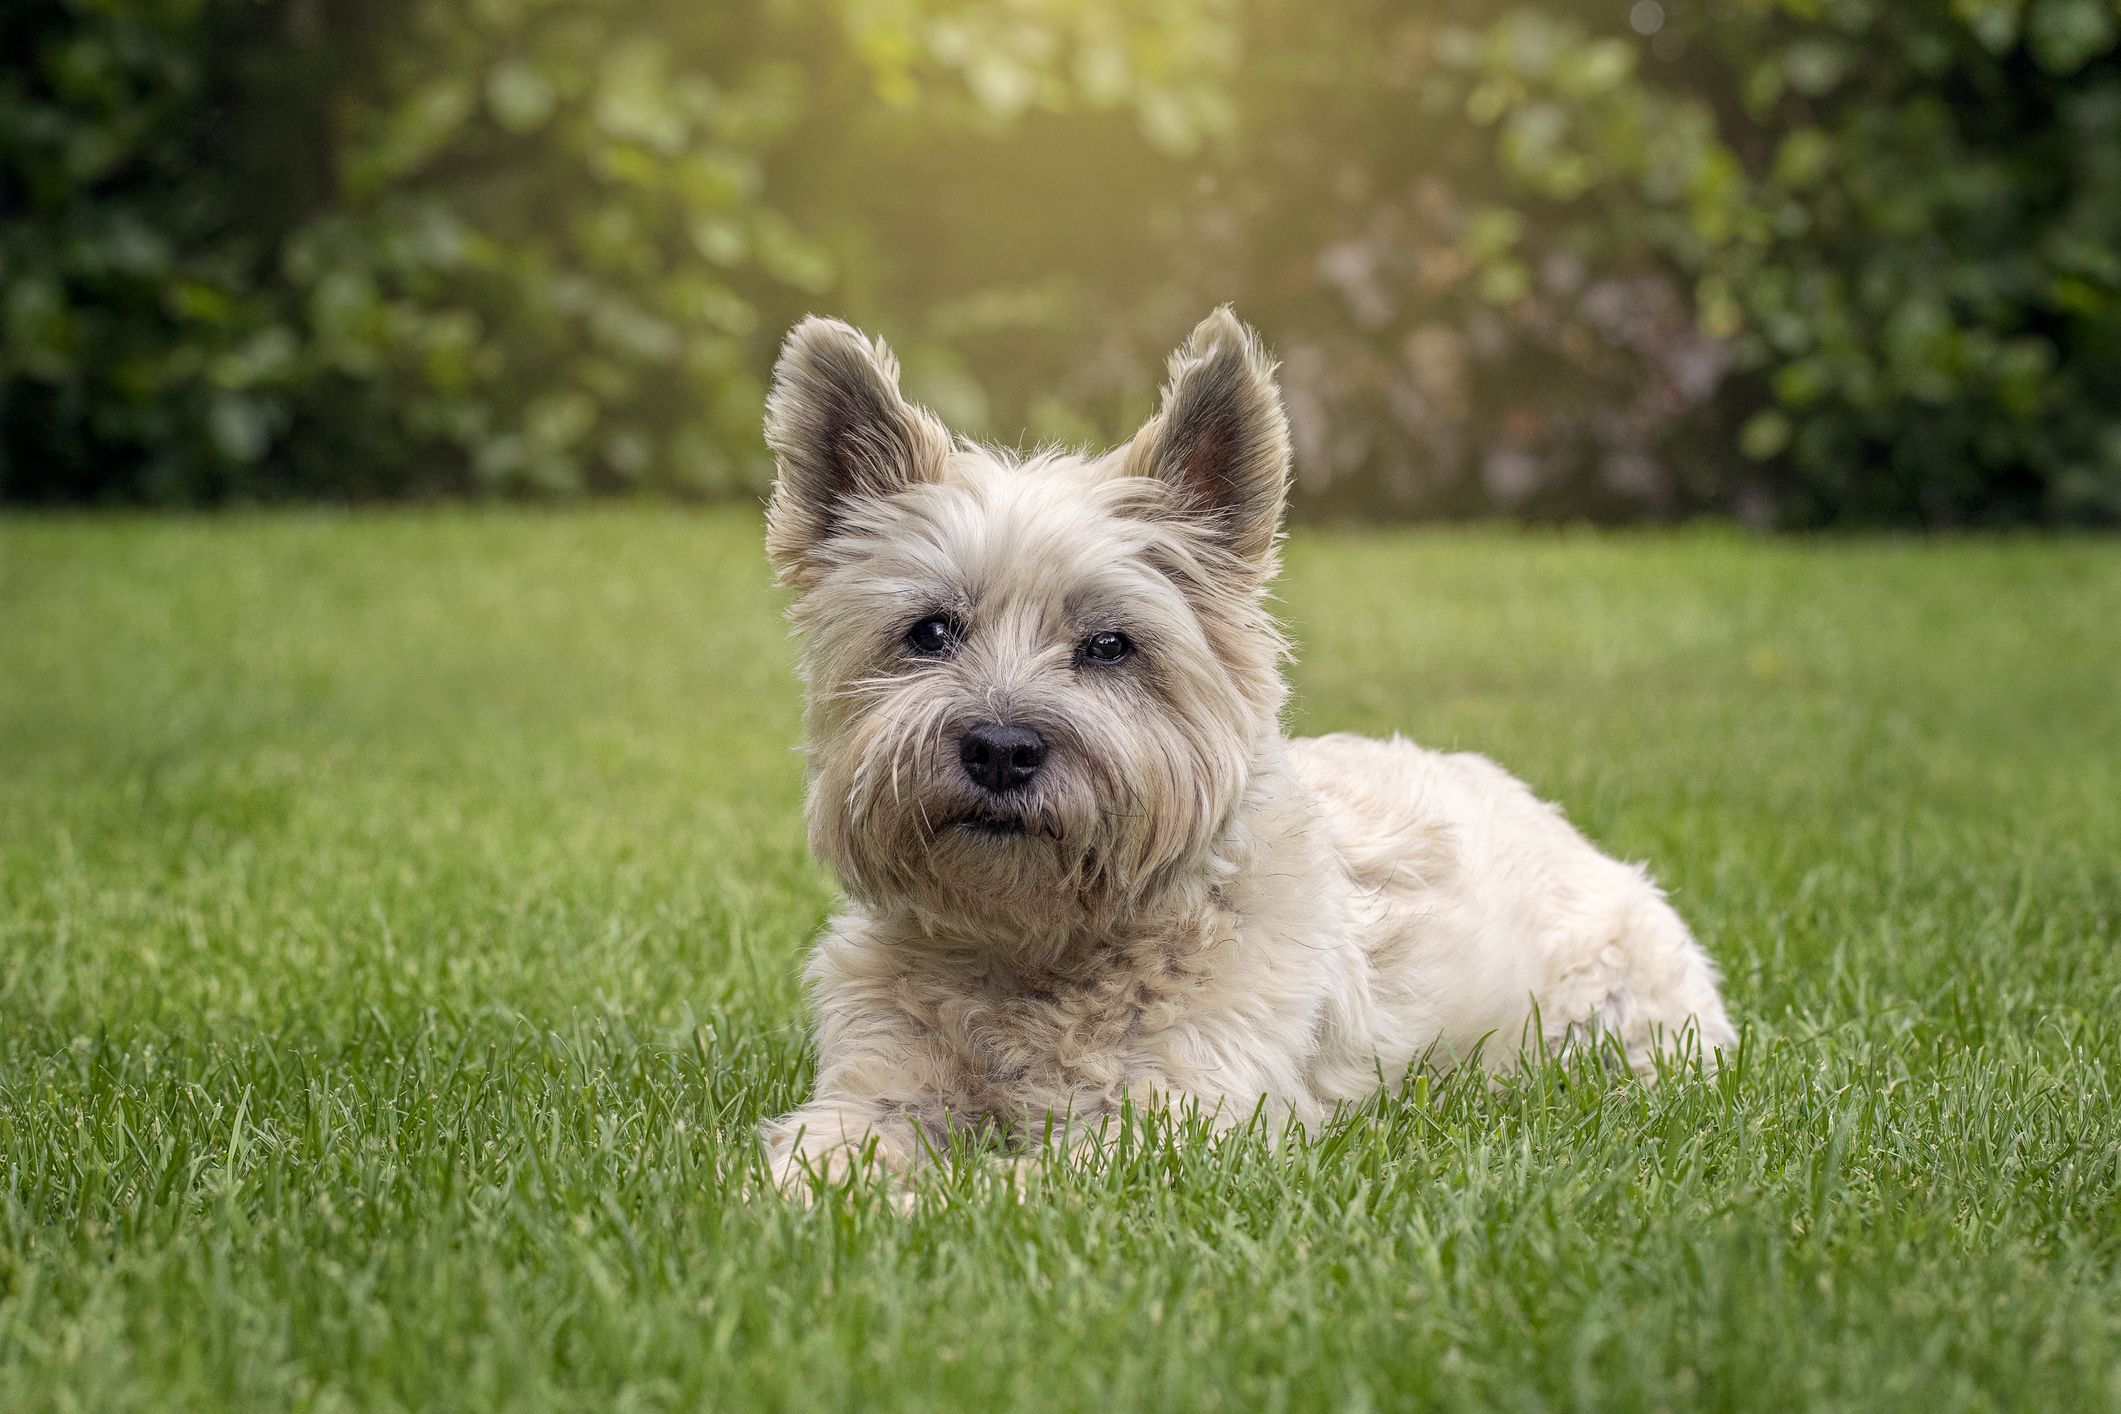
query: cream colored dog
759 309 1734 1191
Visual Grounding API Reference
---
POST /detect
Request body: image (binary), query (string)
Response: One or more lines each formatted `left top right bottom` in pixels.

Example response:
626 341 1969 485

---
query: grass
1 508 2116 1413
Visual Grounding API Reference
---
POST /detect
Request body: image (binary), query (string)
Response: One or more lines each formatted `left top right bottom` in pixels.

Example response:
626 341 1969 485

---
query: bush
4 0 2119 524
2 0 836 502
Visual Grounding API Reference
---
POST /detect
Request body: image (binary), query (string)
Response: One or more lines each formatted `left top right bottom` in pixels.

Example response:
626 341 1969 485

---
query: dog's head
764 309 1291 937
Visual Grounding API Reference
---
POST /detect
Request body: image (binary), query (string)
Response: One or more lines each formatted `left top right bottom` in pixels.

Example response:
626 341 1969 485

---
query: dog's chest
895 941 1203 1121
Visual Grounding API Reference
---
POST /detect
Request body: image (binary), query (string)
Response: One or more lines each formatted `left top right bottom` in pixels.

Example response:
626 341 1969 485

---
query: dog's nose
959 723 1047 792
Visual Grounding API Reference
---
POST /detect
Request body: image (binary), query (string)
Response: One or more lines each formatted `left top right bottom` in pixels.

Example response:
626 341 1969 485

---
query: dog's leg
1542 883 1736 1077
999 1077 1301 1198
759 1011 972 1202
759 1098 931 1200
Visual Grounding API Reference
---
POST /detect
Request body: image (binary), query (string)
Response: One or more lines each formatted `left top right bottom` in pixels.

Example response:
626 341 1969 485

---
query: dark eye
904 615 960 657
1081 630 1133 665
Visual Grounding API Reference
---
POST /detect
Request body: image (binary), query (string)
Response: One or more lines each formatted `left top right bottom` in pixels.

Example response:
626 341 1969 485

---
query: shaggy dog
758 309 1734 1191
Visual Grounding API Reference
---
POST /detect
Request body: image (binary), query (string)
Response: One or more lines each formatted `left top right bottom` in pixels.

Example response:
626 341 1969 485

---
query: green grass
2 509 2116 1412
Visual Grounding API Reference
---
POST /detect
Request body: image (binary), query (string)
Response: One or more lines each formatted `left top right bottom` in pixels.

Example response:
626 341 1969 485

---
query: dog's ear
1121 307 1291 573
764 317 953 584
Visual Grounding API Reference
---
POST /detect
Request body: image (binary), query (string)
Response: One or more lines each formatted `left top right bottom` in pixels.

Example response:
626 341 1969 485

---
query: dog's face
764 310 1292 936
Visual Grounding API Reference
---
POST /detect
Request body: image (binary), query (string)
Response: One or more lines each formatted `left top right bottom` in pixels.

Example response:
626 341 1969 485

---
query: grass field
2 510 2117 1412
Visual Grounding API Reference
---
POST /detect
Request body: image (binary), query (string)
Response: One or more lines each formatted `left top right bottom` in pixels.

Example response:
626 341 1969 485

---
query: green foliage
1677 0 2121 523
2 0 831 500
4 0 2120 522
1123 0 2121 524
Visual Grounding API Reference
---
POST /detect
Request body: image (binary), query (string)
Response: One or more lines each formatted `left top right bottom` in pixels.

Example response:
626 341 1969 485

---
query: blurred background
4 0 2119 527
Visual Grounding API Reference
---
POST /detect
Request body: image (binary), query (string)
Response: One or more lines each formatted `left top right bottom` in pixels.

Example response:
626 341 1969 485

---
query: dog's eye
904 615 960 657
1080 630 1133 665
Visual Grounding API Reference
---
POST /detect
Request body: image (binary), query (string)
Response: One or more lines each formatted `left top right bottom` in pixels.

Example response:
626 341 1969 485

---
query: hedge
5 0 2119 525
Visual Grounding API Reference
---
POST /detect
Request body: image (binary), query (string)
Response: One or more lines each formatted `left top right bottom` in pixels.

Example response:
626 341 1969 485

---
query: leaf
1739 409 1792 460
207 393 273 463
2027 0 2117 73
487 61 557 133
1952 0 2027 52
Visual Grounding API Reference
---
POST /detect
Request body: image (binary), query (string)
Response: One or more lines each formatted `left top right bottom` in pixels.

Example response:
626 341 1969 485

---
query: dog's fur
758 309 1735 1189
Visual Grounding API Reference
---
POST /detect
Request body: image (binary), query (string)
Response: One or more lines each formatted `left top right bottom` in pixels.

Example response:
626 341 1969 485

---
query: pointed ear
1121 307 1291 572
763 317 953 584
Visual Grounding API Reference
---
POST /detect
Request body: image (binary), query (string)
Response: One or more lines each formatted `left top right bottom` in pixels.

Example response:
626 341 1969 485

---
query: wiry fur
759 309 1736 1190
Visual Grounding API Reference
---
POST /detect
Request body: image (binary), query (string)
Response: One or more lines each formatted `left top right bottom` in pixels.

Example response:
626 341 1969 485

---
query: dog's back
1292 732 1736 1078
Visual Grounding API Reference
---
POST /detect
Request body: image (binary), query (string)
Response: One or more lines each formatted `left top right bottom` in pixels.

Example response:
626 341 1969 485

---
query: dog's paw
761 1133 927 1212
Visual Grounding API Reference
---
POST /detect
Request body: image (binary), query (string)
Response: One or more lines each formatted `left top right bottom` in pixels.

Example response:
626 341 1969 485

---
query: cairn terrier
759 309 1734 1191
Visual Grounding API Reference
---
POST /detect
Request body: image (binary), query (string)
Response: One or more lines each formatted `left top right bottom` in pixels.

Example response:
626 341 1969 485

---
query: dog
757 308 1735 1192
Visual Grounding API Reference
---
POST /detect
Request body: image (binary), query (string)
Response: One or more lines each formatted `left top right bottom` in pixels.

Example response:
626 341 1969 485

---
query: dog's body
759 310 1733 1188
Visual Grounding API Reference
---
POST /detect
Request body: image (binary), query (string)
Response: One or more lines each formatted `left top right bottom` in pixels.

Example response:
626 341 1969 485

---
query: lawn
1 509 2116 1412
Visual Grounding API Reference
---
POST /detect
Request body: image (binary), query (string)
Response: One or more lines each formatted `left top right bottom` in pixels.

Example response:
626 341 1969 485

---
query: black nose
959 723 1047 792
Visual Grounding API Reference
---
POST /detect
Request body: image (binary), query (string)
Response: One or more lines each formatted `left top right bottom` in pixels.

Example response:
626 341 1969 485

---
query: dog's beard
806 680 1241 936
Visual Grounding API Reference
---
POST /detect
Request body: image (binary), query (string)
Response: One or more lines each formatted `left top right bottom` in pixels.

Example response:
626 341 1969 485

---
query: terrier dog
759 309 1734 1191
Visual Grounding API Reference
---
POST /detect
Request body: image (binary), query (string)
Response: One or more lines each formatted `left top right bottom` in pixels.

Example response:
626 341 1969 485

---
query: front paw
765 1140 863 1198
760 1104 917 1206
